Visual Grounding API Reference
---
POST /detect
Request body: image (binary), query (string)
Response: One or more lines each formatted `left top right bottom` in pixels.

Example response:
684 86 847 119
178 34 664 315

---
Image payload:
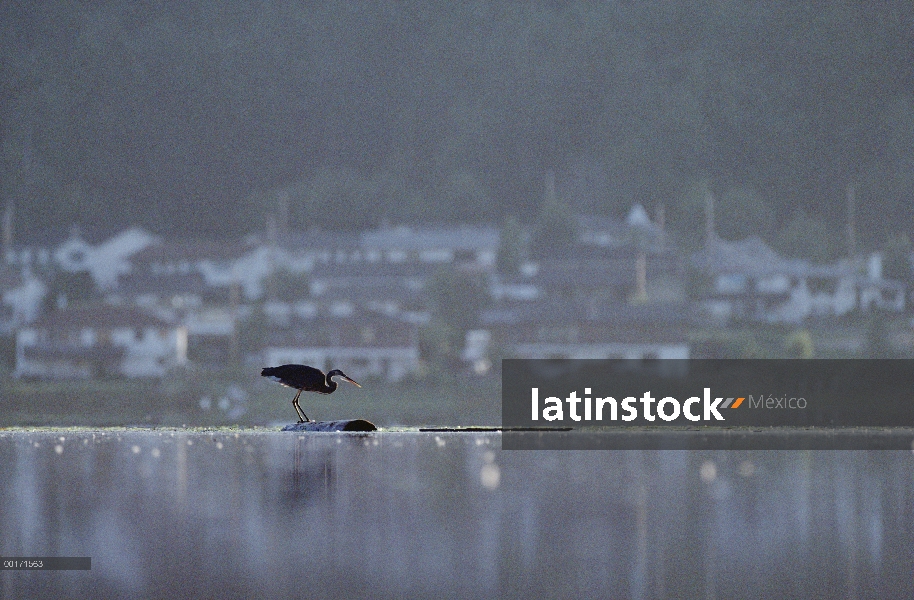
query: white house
0 266 46 334
694 237 905 323
54 227 160 290
14 305 187 379
182 224 502 303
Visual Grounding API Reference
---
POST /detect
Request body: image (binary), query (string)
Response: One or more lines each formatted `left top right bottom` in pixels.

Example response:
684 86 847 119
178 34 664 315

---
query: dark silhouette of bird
261 364 362 422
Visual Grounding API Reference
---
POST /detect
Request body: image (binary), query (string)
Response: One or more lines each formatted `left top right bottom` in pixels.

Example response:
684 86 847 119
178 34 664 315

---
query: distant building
115 271 211 310
54 227 160 290
116 241 251 369
278 224 499 273
526 254 686 305
0 265 46 334
308 261 434 316
125 239 245 301
576 204 667 251
14 305 187 379
481 301 691 360
261 307 419 382
360 224 500 270
278 230 364 273
693 237 905 323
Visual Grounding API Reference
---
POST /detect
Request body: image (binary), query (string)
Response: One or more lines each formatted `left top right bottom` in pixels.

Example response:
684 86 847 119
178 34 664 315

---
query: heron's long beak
342 375 362 388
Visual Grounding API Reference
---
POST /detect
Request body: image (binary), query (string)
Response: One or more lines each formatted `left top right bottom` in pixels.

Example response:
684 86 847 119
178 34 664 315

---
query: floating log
281 419 377 432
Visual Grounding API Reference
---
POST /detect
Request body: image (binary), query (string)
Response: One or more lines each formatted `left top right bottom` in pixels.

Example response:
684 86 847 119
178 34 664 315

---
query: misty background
2 1 913 251
2 1 914 426
5 7 914 597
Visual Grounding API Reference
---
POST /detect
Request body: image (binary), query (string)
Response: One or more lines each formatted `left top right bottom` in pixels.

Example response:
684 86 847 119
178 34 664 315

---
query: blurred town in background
3 2 914 425
1 175 912 425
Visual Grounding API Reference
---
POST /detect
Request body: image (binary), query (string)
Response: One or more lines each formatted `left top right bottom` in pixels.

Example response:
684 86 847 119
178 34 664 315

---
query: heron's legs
292 388 311 422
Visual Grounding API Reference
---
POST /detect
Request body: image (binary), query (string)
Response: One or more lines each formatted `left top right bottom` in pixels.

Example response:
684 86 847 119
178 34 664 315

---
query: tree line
2 0 912 260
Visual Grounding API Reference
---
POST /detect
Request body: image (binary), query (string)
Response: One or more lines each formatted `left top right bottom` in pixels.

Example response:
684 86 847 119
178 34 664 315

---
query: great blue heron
261 364 362 422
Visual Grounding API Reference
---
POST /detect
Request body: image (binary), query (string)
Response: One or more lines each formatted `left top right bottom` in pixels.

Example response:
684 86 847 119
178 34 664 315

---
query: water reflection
0 430 912 599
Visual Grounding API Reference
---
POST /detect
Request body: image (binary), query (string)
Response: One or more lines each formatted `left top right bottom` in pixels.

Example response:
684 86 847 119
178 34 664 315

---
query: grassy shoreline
0 373 503 428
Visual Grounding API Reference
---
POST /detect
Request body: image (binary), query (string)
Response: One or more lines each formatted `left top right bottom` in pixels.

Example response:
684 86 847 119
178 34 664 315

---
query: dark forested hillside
2 1 912 253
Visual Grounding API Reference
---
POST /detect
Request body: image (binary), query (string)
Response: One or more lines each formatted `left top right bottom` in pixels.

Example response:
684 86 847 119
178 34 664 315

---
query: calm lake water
1 429 913 599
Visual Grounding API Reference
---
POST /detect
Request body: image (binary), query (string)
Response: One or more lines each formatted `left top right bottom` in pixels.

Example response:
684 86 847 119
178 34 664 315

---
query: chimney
277 190 291 241
2 201 12 262
545 169 556 203
846 184 856 258
266 214 278 300
867 252 882 281
656 203 665 251
635 251 647 301
704 191 715 247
